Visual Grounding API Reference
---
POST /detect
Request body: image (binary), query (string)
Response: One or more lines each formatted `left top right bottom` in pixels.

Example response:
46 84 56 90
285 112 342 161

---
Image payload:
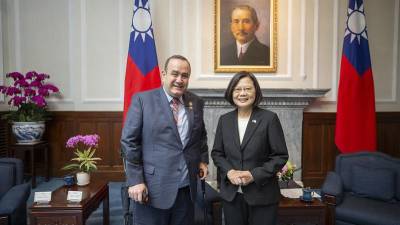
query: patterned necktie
171 98 180 124
238 47 244 62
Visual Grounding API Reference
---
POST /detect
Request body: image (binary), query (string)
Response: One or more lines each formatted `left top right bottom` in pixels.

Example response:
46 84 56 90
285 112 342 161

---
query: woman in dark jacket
211 71 288 225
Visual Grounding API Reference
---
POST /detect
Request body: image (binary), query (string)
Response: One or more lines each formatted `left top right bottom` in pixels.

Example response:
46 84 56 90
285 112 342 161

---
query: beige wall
0 0 399 112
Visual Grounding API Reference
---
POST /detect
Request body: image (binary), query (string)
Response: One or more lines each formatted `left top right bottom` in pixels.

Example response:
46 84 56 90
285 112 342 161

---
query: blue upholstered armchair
0 158 31 225
322 152 400 225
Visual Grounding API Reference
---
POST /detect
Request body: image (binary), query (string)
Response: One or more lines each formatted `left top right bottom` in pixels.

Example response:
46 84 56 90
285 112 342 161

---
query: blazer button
177 168 182 172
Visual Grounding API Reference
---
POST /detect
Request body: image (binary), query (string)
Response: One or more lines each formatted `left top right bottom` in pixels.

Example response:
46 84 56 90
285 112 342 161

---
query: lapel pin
188 102 193 110
252 119 257 123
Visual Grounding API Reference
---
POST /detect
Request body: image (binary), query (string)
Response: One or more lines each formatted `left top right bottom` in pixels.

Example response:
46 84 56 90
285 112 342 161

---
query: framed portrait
214 0 277 73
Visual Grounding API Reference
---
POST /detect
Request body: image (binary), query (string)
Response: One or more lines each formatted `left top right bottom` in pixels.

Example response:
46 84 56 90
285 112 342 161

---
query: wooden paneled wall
0 117 8 157
302 112 400 188
2 111 399 184
45 112 125 181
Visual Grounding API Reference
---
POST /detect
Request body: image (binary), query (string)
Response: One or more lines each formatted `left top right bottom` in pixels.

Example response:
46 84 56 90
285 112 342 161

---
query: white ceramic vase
76 172 90 186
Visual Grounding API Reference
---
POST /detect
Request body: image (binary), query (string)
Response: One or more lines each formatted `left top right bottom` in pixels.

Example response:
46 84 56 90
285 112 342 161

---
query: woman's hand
227 170 254 186
227 169 243 185
239 171 254 186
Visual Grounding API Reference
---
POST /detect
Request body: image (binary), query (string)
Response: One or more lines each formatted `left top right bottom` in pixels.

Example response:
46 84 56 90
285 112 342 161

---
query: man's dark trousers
133 186 193 225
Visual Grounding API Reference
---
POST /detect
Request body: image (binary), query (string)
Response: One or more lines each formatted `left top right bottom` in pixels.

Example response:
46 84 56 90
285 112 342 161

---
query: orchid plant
0 71 59 122
277 161 298 181
62 134 102 173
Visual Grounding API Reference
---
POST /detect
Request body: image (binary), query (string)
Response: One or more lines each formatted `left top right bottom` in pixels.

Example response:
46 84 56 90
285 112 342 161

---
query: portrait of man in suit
215 0 277 73
221 5 270 66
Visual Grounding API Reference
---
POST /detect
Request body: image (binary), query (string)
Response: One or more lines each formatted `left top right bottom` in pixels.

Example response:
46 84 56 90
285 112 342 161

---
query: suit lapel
183 93 194 142
158 88 182 146
240 108 262 150
228 110 241 150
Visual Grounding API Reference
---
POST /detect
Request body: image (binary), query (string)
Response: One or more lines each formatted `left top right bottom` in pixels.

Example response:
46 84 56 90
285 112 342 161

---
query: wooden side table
11 141 49 188
0 216 8 225
278 196 327 225
29 180 109 225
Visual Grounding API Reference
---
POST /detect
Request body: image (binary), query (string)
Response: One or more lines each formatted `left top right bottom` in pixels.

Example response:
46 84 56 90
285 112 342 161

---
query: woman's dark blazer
211 107 289 206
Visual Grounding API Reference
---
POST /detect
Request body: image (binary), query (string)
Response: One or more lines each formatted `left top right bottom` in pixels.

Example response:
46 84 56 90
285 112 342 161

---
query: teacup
63 175 75 187
302 187 314 201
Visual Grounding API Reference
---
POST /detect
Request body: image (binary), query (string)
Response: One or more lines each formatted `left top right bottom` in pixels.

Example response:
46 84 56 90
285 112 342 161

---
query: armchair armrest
0 182 31 215
321 171 344 206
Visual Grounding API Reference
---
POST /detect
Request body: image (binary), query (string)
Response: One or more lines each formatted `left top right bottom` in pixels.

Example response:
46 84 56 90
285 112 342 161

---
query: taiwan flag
335 0 376 153
123 0 161 121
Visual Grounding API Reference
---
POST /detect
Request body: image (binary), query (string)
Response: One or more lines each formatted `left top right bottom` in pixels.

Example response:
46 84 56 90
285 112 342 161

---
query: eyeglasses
233 87 254 94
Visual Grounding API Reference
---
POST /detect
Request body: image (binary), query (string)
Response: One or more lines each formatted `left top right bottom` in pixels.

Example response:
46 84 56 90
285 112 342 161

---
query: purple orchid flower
10 96 27 107
6 72 24 80
24 88 36 96
66 135 83 148
38 87 50 96
35 73 50 82
6 87 21 95
1 71 61 120
66 134 100 149
25 71 38 79
14 78 29 87
31 95 46 107
43 84 59 92
29 80 42 87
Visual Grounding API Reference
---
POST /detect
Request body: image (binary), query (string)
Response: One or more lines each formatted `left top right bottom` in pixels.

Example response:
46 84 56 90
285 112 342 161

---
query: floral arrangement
62 134 102 173
277 161 298 181
0 71 59 122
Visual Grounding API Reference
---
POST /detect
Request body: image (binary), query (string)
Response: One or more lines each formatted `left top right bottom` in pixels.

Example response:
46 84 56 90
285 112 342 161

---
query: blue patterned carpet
28 177 125 225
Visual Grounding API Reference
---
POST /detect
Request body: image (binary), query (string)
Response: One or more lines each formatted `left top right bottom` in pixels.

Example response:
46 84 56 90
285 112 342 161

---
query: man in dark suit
121 55 209 225
221 5 270 66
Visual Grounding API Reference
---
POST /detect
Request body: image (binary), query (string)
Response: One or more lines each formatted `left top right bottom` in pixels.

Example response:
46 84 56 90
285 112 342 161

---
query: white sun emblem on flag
132 0 153 42
344 1 368 44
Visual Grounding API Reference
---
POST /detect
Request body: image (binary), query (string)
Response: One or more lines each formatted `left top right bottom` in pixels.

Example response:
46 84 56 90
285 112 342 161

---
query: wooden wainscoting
302 112 400 188
0 117 9 157
45 112 125 181
3 111 399 184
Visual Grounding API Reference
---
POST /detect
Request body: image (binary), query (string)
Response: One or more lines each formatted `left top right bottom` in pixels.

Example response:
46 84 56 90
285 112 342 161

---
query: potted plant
62 134 102 186
277 161 299 188
0 71 59 143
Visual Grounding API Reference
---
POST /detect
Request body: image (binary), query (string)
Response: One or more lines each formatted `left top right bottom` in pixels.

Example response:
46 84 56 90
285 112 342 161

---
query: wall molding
0 1 3 103
330 0 339 102
300 0 306 79
312 0 320 88
80 0 124 103
14 0 21 71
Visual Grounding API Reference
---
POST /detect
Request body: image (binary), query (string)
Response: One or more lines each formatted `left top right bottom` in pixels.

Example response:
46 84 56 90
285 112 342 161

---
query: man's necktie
171 98 180 124
238 47 244 62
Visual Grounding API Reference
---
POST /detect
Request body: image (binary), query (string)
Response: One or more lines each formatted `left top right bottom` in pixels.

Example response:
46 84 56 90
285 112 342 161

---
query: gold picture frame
214 0 277 73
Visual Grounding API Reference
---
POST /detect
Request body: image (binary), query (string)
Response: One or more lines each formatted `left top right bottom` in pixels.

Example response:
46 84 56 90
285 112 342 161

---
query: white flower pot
12 121 45 144
76 172 90 186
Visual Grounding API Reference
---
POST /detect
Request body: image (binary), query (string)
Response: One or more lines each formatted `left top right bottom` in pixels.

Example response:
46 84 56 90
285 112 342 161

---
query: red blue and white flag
335 0 376 153
123 0 161 121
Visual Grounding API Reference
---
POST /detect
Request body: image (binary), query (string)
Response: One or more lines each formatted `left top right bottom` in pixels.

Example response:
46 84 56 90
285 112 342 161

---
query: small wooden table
11 141 49 188
0 216 8 225
29 180 109 225
278 196 327 225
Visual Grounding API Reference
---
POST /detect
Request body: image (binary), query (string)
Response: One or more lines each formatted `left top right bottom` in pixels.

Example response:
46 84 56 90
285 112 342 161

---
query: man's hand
128 183 148 204
199 162 208 180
